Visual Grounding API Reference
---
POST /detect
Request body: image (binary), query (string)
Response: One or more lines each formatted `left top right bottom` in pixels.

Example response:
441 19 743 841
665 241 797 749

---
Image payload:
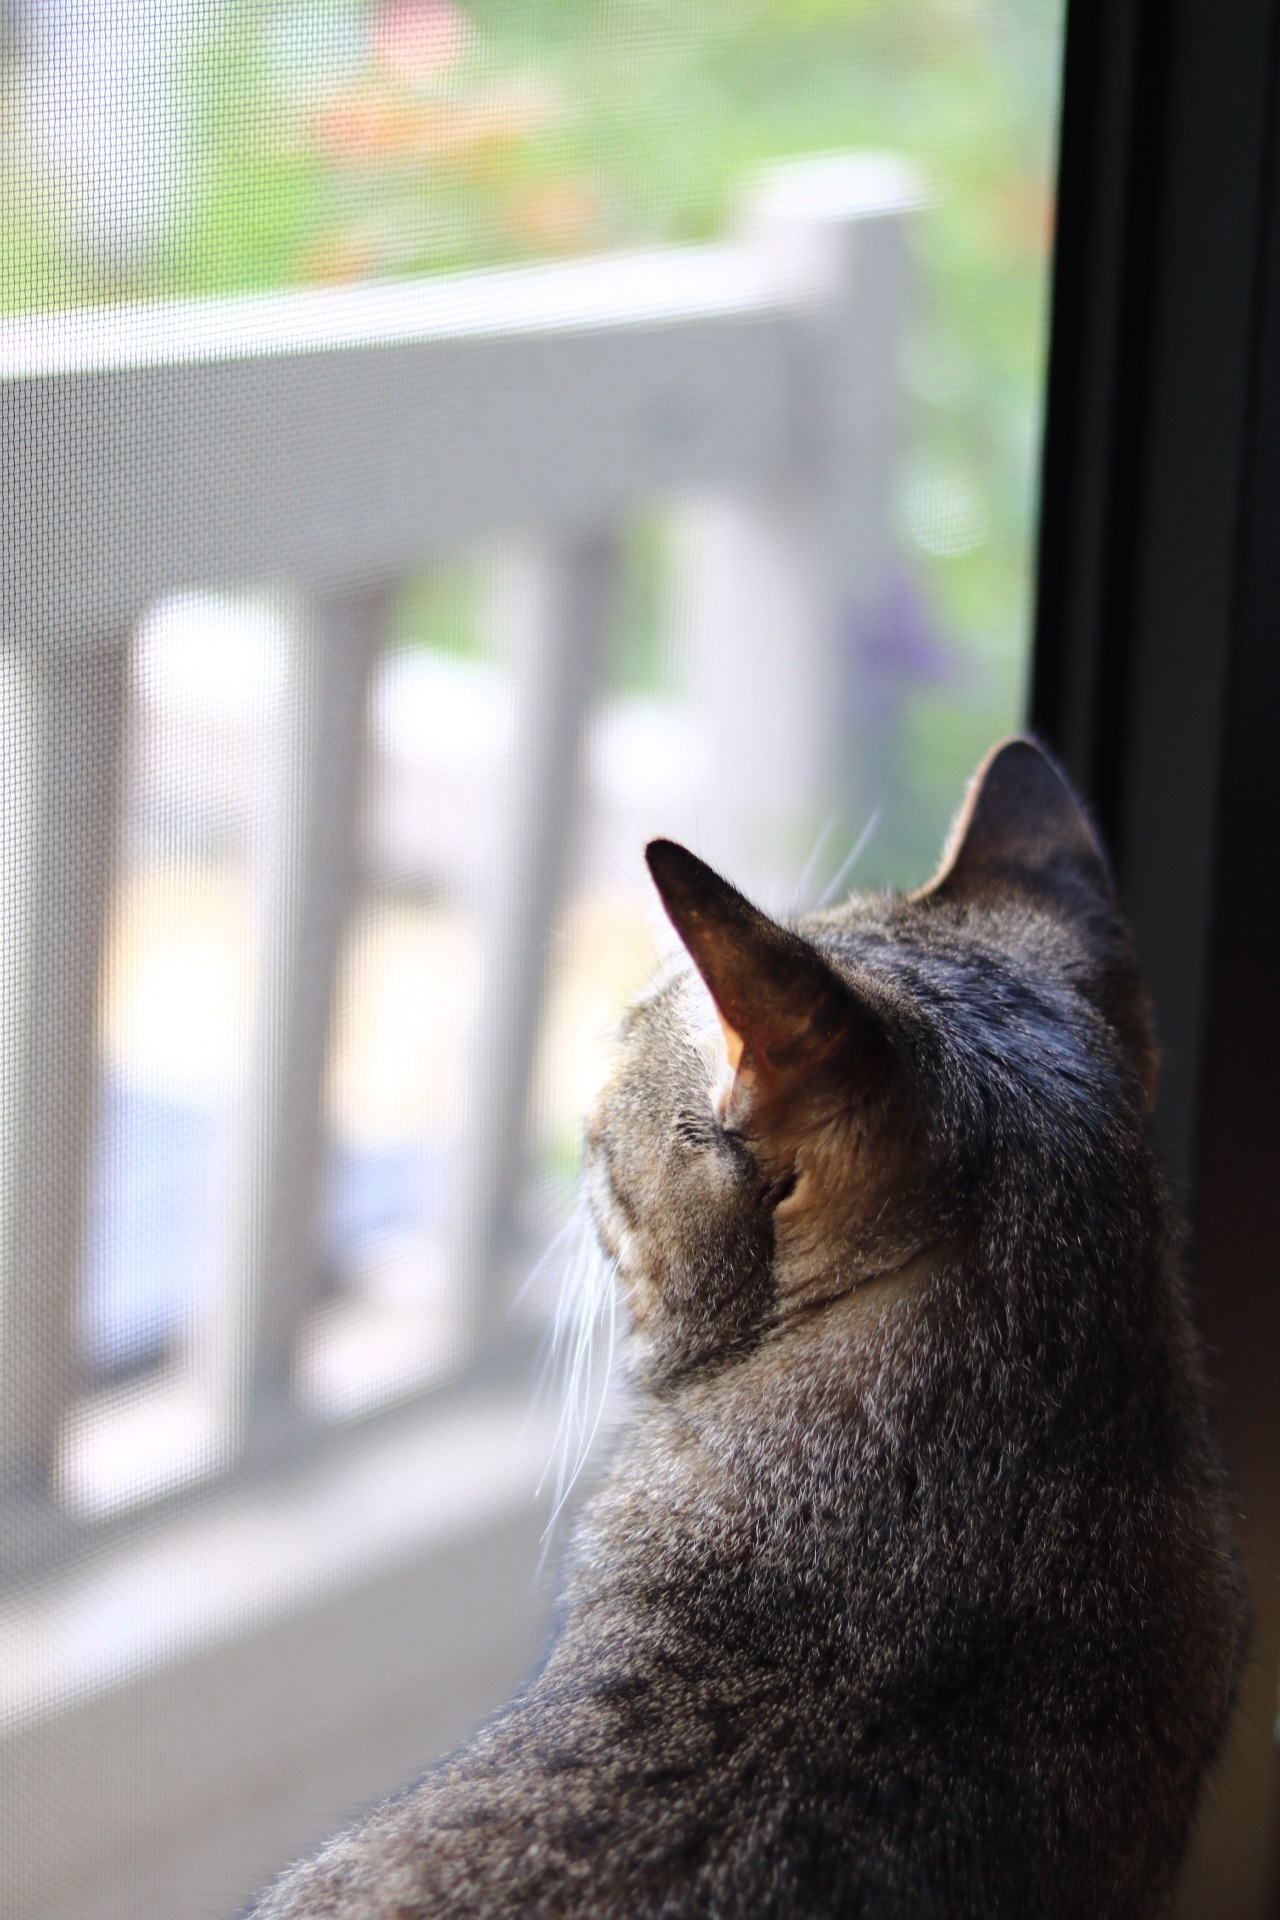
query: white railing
0 154 919 1542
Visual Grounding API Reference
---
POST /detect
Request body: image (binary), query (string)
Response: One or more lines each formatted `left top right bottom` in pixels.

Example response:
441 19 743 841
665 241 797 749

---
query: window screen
0 5 1065 1914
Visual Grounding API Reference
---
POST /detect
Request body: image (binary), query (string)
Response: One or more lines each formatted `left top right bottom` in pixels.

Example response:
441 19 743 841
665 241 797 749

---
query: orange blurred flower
297 231 379 283
313 74 561 169
505 179 604 253
991 179 1055 257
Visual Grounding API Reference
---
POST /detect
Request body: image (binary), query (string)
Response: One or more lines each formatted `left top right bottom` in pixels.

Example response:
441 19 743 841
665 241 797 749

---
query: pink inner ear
646 836 887 1116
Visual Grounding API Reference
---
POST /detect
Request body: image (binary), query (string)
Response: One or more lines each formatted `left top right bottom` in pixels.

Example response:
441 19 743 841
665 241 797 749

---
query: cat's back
247 741 1246 1920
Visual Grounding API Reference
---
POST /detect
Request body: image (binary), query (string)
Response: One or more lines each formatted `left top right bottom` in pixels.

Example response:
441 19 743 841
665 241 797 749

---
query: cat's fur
250 739 1246 1919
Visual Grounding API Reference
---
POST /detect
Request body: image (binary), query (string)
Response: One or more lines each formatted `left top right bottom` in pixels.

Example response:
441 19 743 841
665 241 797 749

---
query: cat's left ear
645 840 888 1127
917 736 1159 1106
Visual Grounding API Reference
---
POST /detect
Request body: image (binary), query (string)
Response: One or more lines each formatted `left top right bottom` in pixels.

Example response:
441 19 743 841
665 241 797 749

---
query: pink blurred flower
373 0 473 86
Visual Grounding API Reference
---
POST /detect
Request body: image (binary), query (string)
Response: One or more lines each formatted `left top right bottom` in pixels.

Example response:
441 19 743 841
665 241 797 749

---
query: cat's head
584 738 1159 1388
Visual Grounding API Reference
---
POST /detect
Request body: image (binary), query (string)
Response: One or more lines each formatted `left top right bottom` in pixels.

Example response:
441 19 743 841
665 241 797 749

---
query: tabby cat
249 738 1245 1919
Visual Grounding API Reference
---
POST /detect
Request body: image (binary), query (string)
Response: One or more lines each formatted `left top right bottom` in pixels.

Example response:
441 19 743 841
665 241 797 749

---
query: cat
248 737 1246 1919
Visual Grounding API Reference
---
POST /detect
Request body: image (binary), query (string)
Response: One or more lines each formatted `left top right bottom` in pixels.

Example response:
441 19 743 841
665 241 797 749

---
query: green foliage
390 559 485 659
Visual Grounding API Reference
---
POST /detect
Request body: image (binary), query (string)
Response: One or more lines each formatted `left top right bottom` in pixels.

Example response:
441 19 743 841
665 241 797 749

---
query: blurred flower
297 230 379 283
313 85 420 159
373 0 475 87
859 574 952 686
504 178 603 253
313 74 560 168
990 178 1055 257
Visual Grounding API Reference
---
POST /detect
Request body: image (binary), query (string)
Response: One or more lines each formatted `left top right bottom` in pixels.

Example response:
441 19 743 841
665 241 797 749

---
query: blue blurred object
78 1073 443 1380
79 1079 217 1378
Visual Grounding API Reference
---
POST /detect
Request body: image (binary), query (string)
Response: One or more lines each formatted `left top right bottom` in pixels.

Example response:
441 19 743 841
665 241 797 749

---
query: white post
450 532 620 1346
0 632 132 1502
207 585 388 1460
671 155 922 908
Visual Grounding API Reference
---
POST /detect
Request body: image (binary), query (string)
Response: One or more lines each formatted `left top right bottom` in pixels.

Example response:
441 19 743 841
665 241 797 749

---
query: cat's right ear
917 737 1160 1107
915 736 1115 913
645 841 888 1128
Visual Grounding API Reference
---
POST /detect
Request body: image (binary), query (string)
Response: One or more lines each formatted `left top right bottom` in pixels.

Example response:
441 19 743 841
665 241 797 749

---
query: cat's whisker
515 1207 581 1321
576 1265 618 1485
794 814 837 912
564 1273 603 1448
531 1219 588 1465
546 1261 618 1536
522 1212 593 1425
530 1206 621 1545
817 804 883 907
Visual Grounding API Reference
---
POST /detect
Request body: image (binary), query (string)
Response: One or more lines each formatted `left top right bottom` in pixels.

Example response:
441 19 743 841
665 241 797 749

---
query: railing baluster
208 585 388 1459
0 157 922 1551
451 533 620 1344
0 633 132 1502
673 157 919 906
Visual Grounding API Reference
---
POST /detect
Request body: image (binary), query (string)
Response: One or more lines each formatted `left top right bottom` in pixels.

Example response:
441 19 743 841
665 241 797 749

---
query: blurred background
0 5 1065 1915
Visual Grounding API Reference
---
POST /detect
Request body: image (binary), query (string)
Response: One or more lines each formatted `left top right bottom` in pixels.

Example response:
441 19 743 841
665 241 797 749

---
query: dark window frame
1033 1 1280 1908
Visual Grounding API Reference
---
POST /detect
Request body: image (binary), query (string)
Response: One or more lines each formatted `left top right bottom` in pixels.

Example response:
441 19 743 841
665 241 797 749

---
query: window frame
1033 0 1280 1906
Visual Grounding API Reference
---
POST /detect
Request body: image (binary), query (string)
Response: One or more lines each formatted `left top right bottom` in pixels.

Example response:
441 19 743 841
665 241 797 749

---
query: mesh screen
0 5 1063 1913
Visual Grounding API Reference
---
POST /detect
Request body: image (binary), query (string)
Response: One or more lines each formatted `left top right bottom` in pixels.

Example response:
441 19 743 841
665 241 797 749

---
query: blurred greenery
1 0 1064 880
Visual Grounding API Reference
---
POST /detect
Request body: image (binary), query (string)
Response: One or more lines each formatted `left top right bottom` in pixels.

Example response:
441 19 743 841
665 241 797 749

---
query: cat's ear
645 840 887 1125
918 736 1160 1107
916 736 1114 912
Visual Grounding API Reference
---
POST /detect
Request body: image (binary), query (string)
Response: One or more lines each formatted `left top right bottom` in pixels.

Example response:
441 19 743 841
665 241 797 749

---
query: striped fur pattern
250 739 1245 1919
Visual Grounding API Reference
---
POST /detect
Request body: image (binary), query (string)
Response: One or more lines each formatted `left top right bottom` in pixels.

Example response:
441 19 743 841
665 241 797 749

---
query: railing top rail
0 153 921 381
0 153 920 646
0 248 774 379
